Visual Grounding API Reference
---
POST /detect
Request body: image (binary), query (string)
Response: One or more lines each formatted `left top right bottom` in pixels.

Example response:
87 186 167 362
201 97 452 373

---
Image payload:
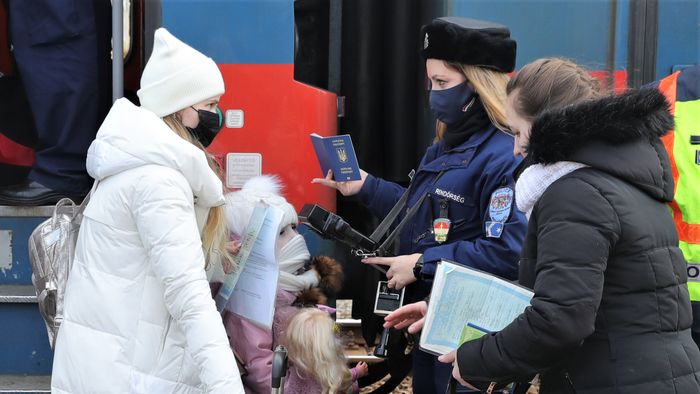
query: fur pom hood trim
524 88 675 201
527 88 673 164
295 256 344 306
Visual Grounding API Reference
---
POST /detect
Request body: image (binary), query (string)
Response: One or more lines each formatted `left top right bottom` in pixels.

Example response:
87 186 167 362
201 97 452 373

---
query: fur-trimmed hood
527 88 675 202
294 256 344 306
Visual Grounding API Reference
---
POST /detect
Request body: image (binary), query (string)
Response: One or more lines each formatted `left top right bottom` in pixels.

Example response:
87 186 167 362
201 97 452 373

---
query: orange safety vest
658 66 700 300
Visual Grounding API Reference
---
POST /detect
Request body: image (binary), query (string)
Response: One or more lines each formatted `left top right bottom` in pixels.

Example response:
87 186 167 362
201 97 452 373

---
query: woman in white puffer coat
51 28 244 394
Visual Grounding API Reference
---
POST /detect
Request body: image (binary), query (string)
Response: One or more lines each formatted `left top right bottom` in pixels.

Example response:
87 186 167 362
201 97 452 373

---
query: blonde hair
435 62 510 141
283 308 352 393
162 113 234 272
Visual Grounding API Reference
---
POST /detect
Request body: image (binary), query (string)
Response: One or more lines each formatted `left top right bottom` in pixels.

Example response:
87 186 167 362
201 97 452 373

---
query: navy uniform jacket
358 126 527 299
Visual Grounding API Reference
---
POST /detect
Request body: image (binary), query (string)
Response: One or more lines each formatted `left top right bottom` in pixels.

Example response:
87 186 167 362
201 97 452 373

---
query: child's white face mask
278 233 310 273
277 234 316 292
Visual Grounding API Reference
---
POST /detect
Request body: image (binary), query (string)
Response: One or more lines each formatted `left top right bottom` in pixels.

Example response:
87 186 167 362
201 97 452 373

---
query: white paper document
215 205 268 312
420 260 534 355
224 206 283 329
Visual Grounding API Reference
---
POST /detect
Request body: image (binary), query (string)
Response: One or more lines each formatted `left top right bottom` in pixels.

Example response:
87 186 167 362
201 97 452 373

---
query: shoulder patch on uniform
485 221 505 238
489 187 514 223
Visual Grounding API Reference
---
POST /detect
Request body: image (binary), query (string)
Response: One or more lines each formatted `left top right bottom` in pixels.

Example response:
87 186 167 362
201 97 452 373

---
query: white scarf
515 161 589 219
277 234 317 292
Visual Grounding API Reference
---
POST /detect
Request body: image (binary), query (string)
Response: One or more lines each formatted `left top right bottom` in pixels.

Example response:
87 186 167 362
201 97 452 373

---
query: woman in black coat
387 58 700 393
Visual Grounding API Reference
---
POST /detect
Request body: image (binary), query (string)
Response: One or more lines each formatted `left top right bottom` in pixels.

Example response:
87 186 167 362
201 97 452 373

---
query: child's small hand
356 361 369 378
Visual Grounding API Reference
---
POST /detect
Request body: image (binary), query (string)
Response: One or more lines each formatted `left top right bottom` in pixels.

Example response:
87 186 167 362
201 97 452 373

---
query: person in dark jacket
0 0 111 205
313 17 527 394
432 58 700 393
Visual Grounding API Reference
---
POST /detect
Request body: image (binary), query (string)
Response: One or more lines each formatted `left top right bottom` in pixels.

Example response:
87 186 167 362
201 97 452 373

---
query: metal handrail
111 0 125 101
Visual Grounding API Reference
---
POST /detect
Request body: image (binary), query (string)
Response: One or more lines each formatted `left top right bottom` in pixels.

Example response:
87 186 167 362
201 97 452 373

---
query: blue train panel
657 0 700 78
161 0 294 64
0 218 44 285
0 304 53 374
449 0 698 80
449 0 622 69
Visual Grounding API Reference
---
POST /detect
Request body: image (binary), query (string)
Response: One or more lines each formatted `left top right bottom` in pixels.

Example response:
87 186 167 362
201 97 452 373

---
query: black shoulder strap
368 183 413 243
368 171 445 256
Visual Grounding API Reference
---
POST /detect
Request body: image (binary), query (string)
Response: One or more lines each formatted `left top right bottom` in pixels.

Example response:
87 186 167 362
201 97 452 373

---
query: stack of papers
215 205 282 329
420 260 533 355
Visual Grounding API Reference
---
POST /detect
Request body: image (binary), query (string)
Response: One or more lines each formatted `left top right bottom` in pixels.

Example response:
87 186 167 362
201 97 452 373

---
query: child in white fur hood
215 175 366 393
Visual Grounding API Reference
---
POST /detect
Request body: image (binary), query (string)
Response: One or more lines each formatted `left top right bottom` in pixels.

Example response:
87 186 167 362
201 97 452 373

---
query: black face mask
429 81 477 126
187 106 223 147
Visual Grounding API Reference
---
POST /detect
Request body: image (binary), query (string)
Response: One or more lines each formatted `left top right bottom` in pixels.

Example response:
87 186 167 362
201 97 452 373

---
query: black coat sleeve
455 176 621 383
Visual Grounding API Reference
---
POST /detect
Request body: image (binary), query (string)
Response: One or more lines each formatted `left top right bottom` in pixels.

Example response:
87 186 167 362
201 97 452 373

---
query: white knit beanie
137 28 225 117
224 175 298 238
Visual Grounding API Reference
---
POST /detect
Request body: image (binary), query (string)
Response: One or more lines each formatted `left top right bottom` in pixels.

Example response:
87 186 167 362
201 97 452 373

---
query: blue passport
310 133 361 181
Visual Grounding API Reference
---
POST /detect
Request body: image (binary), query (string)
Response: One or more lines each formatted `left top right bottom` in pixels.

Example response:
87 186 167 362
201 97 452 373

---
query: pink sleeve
224 312 273 394
350 368 361 393
350 367 360 381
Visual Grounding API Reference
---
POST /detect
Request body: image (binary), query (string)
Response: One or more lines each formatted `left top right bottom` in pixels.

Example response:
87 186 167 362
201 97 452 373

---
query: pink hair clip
316 304 337 315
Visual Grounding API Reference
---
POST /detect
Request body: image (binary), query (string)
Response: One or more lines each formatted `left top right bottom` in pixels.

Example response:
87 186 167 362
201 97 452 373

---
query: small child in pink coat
218 175 366 393
283 308 368 393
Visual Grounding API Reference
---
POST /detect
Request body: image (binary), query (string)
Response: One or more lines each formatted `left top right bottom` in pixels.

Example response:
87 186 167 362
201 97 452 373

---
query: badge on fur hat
424 32 429 49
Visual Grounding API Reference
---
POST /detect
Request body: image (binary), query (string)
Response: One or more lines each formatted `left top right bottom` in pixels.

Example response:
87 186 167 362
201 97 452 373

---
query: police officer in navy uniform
0 0 111 205
313 17 527 393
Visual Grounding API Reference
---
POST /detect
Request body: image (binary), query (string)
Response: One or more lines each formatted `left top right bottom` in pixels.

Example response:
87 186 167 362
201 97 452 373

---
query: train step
0 285 37 304
0 374 51 393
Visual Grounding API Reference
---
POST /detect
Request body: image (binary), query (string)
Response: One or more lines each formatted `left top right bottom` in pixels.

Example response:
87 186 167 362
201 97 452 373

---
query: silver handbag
27 183 95 348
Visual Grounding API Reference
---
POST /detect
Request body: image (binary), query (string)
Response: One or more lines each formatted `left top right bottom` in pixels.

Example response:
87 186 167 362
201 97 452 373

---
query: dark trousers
413 347 477 394
8 0 110 194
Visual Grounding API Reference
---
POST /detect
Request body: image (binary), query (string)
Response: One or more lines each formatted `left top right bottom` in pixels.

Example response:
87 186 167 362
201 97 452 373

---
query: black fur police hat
420 17 517 73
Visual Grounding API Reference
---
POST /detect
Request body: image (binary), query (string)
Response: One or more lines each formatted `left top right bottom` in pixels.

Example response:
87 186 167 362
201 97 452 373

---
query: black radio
374 281 405 315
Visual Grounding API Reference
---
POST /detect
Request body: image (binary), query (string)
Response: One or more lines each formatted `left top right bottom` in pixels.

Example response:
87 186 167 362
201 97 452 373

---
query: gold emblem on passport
336 147 348 163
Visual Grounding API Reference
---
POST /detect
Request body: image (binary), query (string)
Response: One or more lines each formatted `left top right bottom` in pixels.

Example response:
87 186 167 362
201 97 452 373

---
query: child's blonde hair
283 308 352 393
